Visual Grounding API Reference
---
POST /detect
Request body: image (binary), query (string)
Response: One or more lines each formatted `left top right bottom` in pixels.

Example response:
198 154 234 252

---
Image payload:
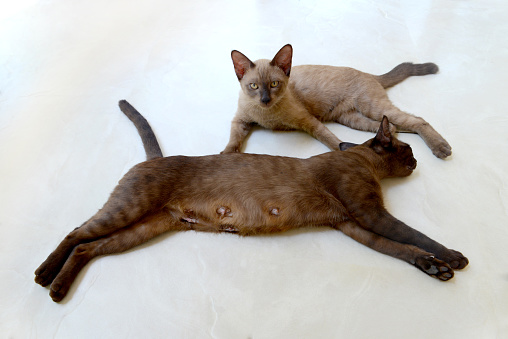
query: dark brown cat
34 101 467 302
223 44 452 159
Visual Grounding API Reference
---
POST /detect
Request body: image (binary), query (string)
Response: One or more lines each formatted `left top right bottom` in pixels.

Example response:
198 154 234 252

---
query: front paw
415 255 454 281
221 146 240 154
431 139 452 159
441 249 469 270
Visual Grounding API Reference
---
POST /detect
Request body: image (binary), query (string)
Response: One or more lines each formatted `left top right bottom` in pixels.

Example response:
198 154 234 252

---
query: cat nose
407 159 417 170
261 93 271 104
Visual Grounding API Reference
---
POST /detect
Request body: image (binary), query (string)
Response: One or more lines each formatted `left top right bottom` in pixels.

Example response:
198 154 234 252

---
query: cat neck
346 147 392 179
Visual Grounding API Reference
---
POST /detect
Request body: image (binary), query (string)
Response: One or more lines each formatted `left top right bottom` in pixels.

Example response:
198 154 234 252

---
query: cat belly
126 154 349 235
165 194 348 236
291 65 381 119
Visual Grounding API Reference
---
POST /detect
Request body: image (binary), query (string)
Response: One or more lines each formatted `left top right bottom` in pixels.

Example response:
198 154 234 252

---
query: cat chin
401 167 415 177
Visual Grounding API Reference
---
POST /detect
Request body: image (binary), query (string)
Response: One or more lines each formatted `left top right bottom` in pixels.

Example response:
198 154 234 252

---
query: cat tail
375 62 439 89
118 100 163 160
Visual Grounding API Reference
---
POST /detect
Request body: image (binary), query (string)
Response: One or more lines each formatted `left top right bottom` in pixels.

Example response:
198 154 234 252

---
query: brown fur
34 103 467 302
223 44 451 158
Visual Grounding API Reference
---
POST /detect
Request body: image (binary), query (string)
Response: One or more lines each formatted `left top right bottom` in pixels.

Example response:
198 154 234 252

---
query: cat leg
348 206 468 270
357 98 451 158
35 173 166 287
222 118 254 153
337 221 455 281
387 109 451 158
335 110 397 134
298 116 343 150
48 212 185 302
34 218 103 288
35 210 146 287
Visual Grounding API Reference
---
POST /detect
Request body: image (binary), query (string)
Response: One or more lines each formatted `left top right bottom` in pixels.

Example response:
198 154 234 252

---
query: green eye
270 81 279 88
250 83 258 89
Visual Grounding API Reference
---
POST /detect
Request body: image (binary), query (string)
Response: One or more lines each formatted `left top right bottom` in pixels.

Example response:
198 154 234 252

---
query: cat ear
270 44 292 76
339 142 358 151
374 116 393 148
231 50 255 80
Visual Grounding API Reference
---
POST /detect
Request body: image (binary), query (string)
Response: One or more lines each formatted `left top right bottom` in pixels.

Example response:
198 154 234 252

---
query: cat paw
221 147 240 154
414 255 454 281
49 280 69 303
34 260 59 287
441 249 469 270
431 140 452 159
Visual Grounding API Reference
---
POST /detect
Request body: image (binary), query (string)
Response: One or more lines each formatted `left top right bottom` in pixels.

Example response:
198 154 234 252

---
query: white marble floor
1 0 507 338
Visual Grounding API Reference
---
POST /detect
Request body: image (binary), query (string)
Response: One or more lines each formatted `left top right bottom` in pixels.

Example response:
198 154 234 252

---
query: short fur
119 100 163 160
35 102 467 302
223 44 451 158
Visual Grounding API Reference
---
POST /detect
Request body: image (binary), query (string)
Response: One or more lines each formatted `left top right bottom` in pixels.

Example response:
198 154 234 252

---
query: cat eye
250 83 259 90
270 81 279 88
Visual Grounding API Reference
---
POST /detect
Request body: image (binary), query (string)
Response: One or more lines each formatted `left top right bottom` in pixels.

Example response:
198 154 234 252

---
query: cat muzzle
261 90 271 105
407 160 417 170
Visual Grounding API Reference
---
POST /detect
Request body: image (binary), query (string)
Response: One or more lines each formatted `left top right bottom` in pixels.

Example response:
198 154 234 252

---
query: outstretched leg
35 209 147 287
47 212 185 302
35 164 169 287
337 221 455 280
335 110 398 134
347 205 468 270
297 115 343 151
357 97 451 158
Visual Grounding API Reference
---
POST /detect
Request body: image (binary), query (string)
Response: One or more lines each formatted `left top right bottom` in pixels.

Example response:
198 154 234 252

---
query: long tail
375 62 439 89
118 100 163 160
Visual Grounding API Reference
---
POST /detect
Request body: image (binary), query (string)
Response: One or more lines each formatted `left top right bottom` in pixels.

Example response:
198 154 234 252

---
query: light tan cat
223 44 451 158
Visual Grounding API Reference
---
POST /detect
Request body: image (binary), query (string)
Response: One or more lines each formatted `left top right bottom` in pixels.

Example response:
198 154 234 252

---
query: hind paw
415 255 454 281
34 260 59 287
49 280 69 303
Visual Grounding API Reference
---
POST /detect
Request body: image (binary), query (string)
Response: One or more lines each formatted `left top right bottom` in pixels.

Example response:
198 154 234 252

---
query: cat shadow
242 125 329 155
55 224 336 303
381 167 421 190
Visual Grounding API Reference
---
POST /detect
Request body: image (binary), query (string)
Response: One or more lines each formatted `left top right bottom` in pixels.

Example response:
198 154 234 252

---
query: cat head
340 117 417 178
231 44 293 108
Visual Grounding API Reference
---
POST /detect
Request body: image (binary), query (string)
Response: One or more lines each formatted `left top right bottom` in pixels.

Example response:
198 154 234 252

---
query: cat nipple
181 217 198 224
182 209 198 224
216 206 233 219
269 208 280 216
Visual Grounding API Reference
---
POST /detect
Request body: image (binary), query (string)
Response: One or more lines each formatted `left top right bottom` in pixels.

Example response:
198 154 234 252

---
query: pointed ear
270 44 292 76
339 142 358 151
231 50 255 80
374 116 393 148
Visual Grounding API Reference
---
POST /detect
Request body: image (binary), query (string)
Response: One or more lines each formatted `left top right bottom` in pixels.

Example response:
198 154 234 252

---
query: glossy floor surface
1 0 507 338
